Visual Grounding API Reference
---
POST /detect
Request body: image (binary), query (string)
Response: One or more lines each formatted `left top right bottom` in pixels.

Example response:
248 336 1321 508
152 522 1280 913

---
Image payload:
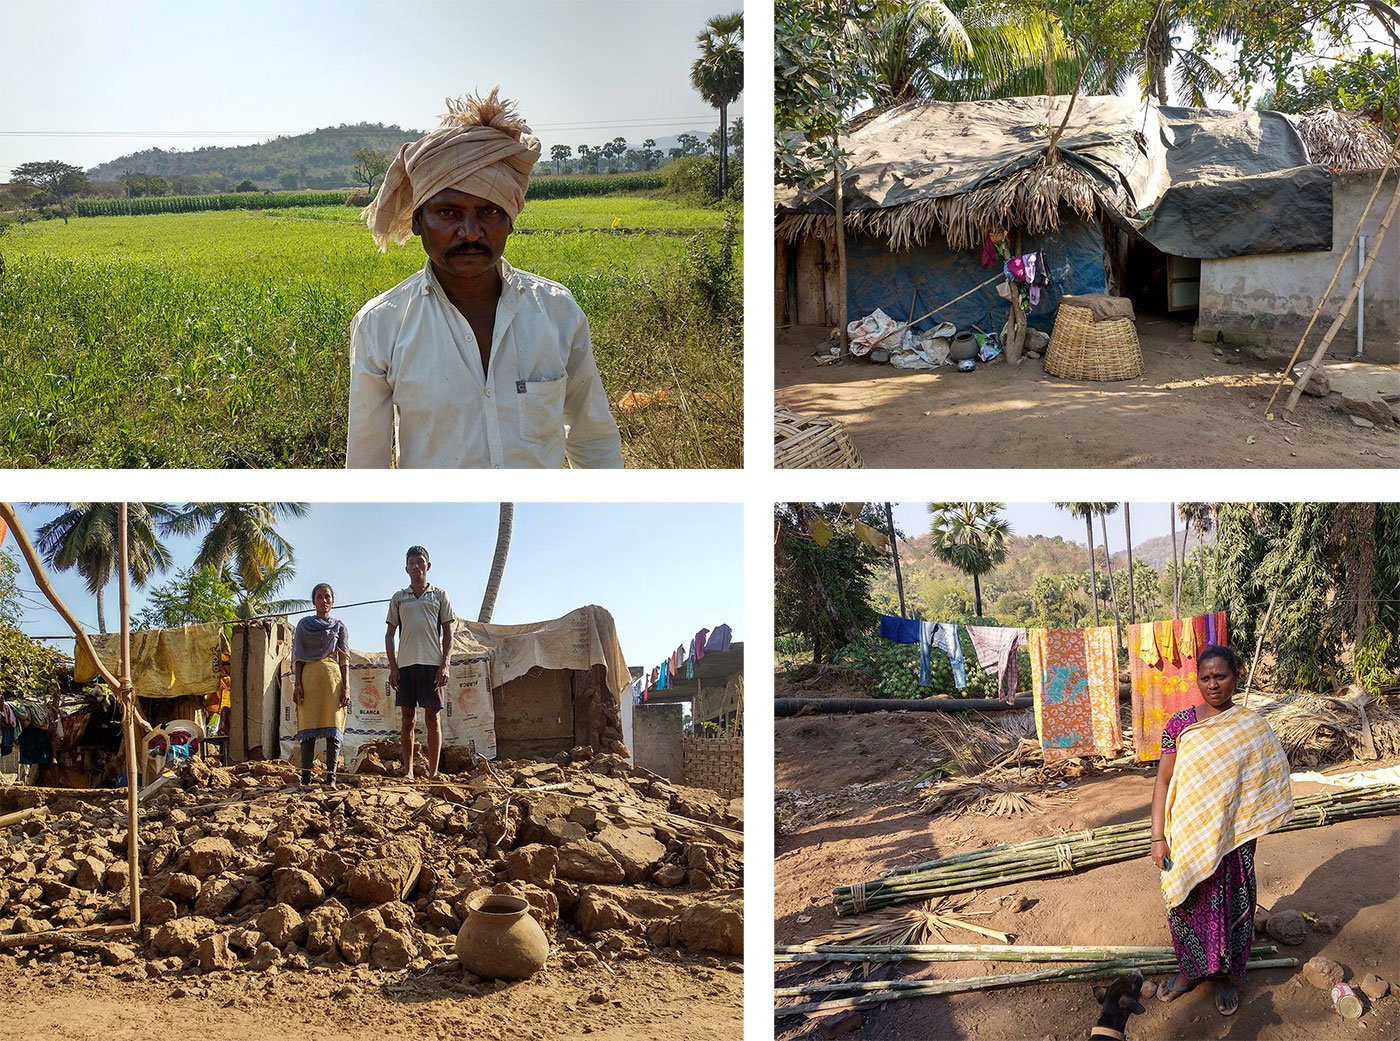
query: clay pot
455 894 549 980
949 331 978 362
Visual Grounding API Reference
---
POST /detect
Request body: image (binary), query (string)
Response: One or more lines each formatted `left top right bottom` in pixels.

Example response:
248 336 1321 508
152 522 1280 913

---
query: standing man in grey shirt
385 545 455 779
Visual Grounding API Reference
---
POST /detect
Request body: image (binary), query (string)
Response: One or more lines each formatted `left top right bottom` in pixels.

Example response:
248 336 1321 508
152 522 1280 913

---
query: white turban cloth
364 88 541 252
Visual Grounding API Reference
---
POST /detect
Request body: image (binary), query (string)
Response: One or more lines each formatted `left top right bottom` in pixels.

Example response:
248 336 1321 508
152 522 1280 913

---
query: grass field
0 197 741 468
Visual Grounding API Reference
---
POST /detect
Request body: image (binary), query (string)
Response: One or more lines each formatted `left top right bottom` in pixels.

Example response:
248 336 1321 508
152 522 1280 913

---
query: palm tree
34 503 174 633
1169 502 1181 617
478 503 514 623
1098 504 1124 646
1055 503 1113 627
691 11 743 194
1123 503 1136 624
231 555 307 620
162 503 308 592
1179 502 1214 607
927 502 1011 617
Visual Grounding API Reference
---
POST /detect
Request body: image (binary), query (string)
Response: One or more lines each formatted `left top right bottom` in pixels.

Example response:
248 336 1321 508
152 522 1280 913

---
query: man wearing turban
347 89 623 468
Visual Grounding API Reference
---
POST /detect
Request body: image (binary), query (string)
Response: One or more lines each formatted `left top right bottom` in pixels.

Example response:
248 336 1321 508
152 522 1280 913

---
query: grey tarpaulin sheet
1135 108 1332 257
783 96 1332 259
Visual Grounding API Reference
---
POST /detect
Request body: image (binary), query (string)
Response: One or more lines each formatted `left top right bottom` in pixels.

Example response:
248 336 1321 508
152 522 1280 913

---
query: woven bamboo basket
1044 301 1144 381
774 407 863 469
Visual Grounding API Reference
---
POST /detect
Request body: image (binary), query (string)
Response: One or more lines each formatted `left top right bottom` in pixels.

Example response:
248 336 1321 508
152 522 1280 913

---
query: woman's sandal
1213 979 1240 1016
1157 972 1200 1003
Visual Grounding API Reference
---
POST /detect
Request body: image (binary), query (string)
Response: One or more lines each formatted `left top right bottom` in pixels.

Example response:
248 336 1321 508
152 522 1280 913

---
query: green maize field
0 197 742 469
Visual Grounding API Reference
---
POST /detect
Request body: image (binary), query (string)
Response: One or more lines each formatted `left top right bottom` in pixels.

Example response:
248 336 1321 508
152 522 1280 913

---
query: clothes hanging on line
1027 625 1122 763
930 622 967 689
918 621 935 687
705 624 732 653
694 629 709 662
1128 612 1228 761
879 615 921 644
967 625 1026 703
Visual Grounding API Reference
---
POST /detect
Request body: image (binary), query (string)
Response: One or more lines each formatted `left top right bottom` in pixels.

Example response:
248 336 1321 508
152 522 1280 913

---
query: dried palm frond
825 895 1012 951
917 775 1075 818
1295 107 1393 171
440 87 530 138
1272 692 1400 767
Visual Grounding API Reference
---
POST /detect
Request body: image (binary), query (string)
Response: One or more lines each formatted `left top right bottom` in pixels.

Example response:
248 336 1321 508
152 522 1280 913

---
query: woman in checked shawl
1149 645 1293 1017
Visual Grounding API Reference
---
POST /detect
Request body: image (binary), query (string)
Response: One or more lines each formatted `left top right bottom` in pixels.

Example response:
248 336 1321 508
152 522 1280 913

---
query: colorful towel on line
1027 625 1122 764
1128 612 1226 761
1162 705 1292 910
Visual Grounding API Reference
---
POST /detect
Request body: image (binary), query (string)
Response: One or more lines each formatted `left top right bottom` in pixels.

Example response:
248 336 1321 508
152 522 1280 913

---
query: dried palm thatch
921 710 1037 774
1296 107 1394 171
1273 692 1400 767
776 155 1107 252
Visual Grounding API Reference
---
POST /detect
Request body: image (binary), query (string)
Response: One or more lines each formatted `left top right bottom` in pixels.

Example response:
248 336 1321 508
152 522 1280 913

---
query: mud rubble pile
0 748 743 978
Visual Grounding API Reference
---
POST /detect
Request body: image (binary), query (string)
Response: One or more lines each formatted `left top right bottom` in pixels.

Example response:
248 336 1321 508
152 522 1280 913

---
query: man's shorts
396 663 443 710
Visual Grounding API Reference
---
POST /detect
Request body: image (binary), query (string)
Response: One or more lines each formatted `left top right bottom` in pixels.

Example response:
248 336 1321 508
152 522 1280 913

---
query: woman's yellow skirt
297 657 346 738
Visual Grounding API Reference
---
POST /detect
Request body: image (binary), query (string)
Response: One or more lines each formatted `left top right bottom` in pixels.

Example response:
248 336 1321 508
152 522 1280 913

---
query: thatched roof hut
778 95 1341 332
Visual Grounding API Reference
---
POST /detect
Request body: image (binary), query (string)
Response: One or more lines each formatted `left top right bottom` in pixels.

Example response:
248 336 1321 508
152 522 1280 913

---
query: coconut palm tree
1055 503 1113 626
691 11 744 194
231 554 308 620
927 502 1011 617
162 503 308 592
34 503 175 633
478 503 514 623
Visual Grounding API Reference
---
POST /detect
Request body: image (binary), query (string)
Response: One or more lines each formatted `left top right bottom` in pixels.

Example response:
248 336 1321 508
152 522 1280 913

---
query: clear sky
891 502 1182 556
0 0 744 179
6 503 742 677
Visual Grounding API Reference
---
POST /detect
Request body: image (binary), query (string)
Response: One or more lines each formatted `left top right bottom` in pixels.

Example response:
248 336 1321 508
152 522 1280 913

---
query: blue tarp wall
846 219 1107 336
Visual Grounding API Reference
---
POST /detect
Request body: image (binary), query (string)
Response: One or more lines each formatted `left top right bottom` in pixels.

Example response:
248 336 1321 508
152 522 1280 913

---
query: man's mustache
446 243 491 258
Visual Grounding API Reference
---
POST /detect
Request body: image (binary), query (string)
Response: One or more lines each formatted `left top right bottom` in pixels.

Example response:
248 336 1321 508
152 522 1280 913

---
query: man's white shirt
347 259 623 468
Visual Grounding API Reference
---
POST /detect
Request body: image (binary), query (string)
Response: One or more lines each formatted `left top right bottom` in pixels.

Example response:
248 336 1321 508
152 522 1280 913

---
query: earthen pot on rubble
455 894 549 980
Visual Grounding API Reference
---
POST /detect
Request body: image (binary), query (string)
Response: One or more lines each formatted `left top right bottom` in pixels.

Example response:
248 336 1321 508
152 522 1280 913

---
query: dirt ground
775 320 1400 468
774 702 1400 1041
0 947 741 1041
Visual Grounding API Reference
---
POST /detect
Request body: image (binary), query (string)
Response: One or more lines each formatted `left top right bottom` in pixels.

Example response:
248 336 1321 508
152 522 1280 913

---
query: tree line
776 502 1400 695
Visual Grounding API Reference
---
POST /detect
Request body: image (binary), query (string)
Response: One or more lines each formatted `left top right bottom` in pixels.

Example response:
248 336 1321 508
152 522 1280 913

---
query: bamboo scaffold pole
0 503 146 946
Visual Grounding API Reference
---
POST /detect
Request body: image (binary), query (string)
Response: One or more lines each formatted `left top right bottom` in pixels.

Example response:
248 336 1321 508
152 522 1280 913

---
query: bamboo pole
885 503 907 619
1243 584 1281 709
1282 169 1400 418
772 957 1293 1013
0 924 136 950
775 943 1281 963
1266 150 1396 413
0 806 48 830
118 504 141 935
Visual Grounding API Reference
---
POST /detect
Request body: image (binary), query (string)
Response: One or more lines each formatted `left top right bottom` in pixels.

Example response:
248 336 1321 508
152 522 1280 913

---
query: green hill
86 123 422 190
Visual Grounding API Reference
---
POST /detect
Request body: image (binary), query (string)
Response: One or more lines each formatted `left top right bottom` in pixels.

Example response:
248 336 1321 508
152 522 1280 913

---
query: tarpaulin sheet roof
781 95 1332 258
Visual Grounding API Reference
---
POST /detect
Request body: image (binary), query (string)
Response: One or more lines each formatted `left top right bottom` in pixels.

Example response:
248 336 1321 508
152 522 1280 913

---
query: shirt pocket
516 375 566 445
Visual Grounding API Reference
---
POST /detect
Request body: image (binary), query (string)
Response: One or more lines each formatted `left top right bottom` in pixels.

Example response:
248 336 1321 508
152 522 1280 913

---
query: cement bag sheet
1137 108 1333 257
278 648 495 763
781 95 1167 217
76 622 228 699
459 604 631 705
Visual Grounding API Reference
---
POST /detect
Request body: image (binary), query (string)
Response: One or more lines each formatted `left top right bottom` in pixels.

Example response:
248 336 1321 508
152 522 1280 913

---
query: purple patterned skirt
1167 839 1257 980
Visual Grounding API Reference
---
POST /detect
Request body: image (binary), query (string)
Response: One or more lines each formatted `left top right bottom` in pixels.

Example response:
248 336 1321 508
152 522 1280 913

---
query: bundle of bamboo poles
834 784 1400 916
774 945 1298 1016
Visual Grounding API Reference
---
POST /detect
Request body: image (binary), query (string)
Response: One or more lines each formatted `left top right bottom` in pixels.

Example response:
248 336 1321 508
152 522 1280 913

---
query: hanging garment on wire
705 624 732 653
1027 625 1122 763
931 622 967 689
918 621 935 687
967 625 1025 703
694 629 709 662
879 614 920 644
